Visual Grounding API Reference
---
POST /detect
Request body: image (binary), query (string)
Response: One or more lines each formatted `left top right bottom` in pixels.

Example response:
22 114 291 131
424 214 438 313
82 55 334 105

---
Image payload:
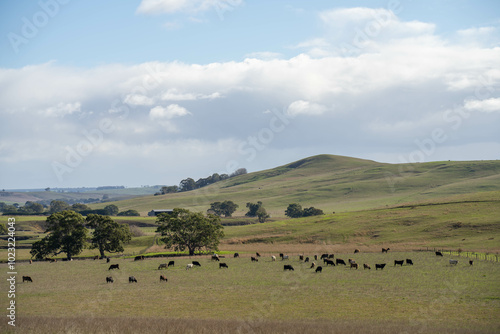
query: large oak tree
86 214 132 258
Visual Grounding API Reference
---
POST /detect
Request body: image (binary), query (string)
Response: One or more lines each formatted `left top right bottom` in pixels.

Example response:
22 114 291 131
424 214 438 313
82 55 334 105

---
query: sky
0 0 499 189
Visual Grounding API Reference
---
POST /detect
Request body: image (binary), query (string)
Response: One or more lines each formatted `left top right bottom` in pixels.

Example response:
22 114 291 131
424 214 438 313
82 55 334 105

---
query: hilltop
91 154 500 217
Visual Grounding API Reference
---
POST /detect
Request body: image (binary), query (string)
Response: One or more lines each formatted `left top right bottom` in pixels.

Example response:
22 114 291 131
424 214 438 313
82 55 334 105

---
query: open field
1 250 499 333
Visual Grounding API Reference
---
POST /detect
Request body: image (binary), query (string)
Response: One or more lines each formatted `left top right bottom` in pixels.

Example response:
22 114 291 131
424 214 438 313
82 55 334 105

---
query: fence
415 247 499 262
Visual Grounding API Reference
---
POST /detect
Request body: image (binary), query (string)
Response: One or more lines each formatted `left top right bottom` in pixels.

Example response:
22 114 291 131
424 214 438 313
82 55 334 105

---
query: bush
117 209 140 216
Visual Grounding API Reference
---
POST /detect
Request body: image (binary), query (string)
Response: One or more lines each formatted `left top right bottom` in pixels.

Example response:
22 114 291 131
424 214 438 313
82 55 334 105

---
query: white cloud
161 88 221 101
40 102 81 117
136 0 244 15
464 98 500 113
124 94 155 106
149 104 191 120
286 100 327 117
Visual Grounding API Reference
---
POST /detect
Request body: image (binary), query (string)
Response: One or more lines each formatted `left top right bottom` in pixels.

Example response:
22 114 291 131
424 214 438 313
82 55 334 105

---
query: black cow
299 255 304 261
192 261 201 267
304 257 309 263
354 249 360 253
106 276 113 283
382 248 390 253
394 260 404 266
168 261 175 267
336 258 346 266
108 264 119 270
219 263 228 269
106 257 110 263
315 266 323 273
160 275 167 282
129 276 137 283
320 253 329 259
375 263 386 270
469 260 474 266
211 254 220 261
134 256 144 261
324 259 335 266
256 252 261 257
251 257 258 262
234 253 239 258
22 276 33 283
406 259 413 265
435 251 443 257
284 264 294 271
279 253 284 259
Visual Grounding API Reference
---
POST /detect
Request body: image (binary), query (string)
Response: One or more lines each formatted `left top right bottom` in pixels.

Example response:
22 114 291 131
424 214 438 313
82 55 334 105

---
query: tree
71 203 91 212
209 200 239 217
256 207 270 223
285 203 303 218
49 200 70 214
230 168 248 177
0 223 7 235
103 204 119 216
245 201 264 217
156 208 224 256
117 209 140 216
22 201 44 214
86 214 132 258
30 210 88 260
179 178 196 192
302 207 324 217
160 185 178 194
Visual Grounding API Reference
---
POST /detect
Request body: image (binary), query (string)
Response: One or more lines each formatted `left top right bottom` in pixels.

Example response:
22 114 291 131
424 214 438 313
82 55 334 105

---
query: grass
1 250 499 333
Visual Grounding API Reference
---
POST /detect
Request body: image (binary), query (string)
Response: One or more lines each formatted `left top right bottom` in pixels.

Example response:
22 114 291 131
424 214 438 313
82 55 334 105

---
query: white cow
271 256 276 261
186 263 194 270
282 255 289 260
449 259 458 265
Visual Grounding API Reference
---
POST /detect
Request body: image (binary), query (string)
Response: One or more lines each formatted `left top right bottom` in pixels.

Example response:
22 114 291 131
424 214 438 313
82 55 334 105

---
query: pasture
2 250 499 333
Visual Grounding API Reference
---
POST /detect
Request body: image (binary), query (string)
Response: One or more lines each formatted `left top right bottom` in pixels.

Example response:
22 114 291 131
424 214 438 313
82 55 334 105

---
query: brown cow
350 263 359 269
354 249 360 253
363 264 371 270
160 275 167 282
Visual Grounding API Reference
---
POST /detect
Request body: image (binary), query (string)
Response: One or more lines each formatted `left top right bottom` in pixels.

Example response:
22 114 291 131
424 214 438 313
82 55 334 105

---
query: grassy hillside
94 155 500 217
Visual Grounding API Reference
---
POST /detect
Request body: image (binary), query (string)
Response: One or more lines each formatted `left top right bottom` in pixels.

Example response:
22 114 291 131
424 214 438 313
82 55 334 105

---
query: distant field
1 251 498 333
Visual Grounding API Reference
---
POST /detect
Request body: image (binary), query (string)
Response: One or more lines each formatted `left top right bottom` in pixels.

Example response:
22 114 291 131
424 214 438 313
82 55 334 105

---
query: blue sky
1 0 499 189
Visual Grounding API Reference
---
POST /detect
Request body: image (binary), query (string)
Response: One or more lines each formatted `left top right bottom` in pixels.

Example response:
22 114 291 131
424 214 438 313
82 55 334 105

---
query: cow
299 255 304 261
304 257 309 263
279 253 284 259
284 264 294 271
310 262 316 268
192 261 201 267
354 249 360 253
315 266 323 273
469 260 474 266
108 264 119 270
256 252 261 257
363 264 371 270
160 275 167 282
168 261 175 267
328 254 334 259
22 276 33 283
282 255 289 260
211 254 220 261
314 255 318 260
320 253 329 259
336 258 346 266
219 263 228 269
324 259 335 266
158 263 167 270
348 259 356 264
186 264 194 270
449 259 458 265
350 263 359 270
271 256 276 261
382 248 390 253
129 276 137 283
234 253 239 258
435 251 443 257
106 276 113 283
375 263 386 270
106 257 110 263
93 255 99 260
394 260 404 267
406 259 413 265
29 259 32 264
134 256 144 261
251 257 258 262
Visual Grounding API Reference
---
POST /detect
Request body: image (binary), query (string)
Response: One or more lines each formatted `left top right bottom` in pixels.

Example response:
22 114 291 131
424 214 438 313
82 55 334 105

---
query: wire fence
415 247 499 262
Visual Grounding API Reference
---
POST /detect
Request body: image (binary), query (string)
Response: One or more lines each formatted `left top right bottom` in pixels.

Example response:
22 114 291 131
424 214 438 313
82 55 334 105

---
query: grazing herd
20 248 478 285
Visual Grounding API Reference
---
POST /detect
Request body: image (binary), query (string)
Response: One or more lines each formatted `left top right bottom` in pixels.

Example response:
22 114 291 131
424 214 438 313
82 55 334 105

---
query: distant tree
117 209 140 216
209 201 239 217
302 207 324 217
245 201 263 217
0 223 7 235
86 214 132 259
179 178 196 192
45 187 51 192
285 203 303 218
256 207 270 223
49 200 70 214
21 201 44 214
102 194 109 200
156 208 224 256
1 204 18 214
30 211 88 261
230 168 248 177
103 204 119 216
160 185 178 194
71 203 92 212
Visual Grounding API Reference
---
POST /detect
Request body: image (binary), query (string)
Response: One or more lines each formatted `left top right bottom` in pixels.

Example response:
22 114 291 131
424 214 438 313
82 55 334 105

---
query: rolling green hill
93 154 500 217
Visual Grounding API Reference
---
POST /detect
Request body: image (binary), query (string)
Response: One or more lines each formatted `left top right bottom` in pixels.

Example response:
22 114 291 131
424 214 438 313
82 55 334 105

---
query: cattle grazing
107 257 110 263
160 275 167 282
279 253 284 259
299 255 304 261
251 257 258 262
354 249 360 253
406 259 413 265
363 264 371 270
304 257 309 263
29 260 32 264
314 255 318 260
129 276 137 283
134 255 144 261
234 253 239 258
328 254 334 259
449 259 458 265
394 260 404 267
375 263 386 270
435 251 443 257
336 258 346 266
22 276 33 283
158 263 167 270
256 252 261 257
315 266 323 273
350 263 359 269
186 264 194 270
284 264 294 271
469 260 474 266
192 261 201 267
320 253 329 259
324 259 335 266
211 254 220 261
282 255 289 260
271 256 276 261
219 263 228 269
310 262 316 268
93 255 99 260
382 248 390 253
106 276 114 283
348 259 356 264
168 261 175 267
108 264 119 270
